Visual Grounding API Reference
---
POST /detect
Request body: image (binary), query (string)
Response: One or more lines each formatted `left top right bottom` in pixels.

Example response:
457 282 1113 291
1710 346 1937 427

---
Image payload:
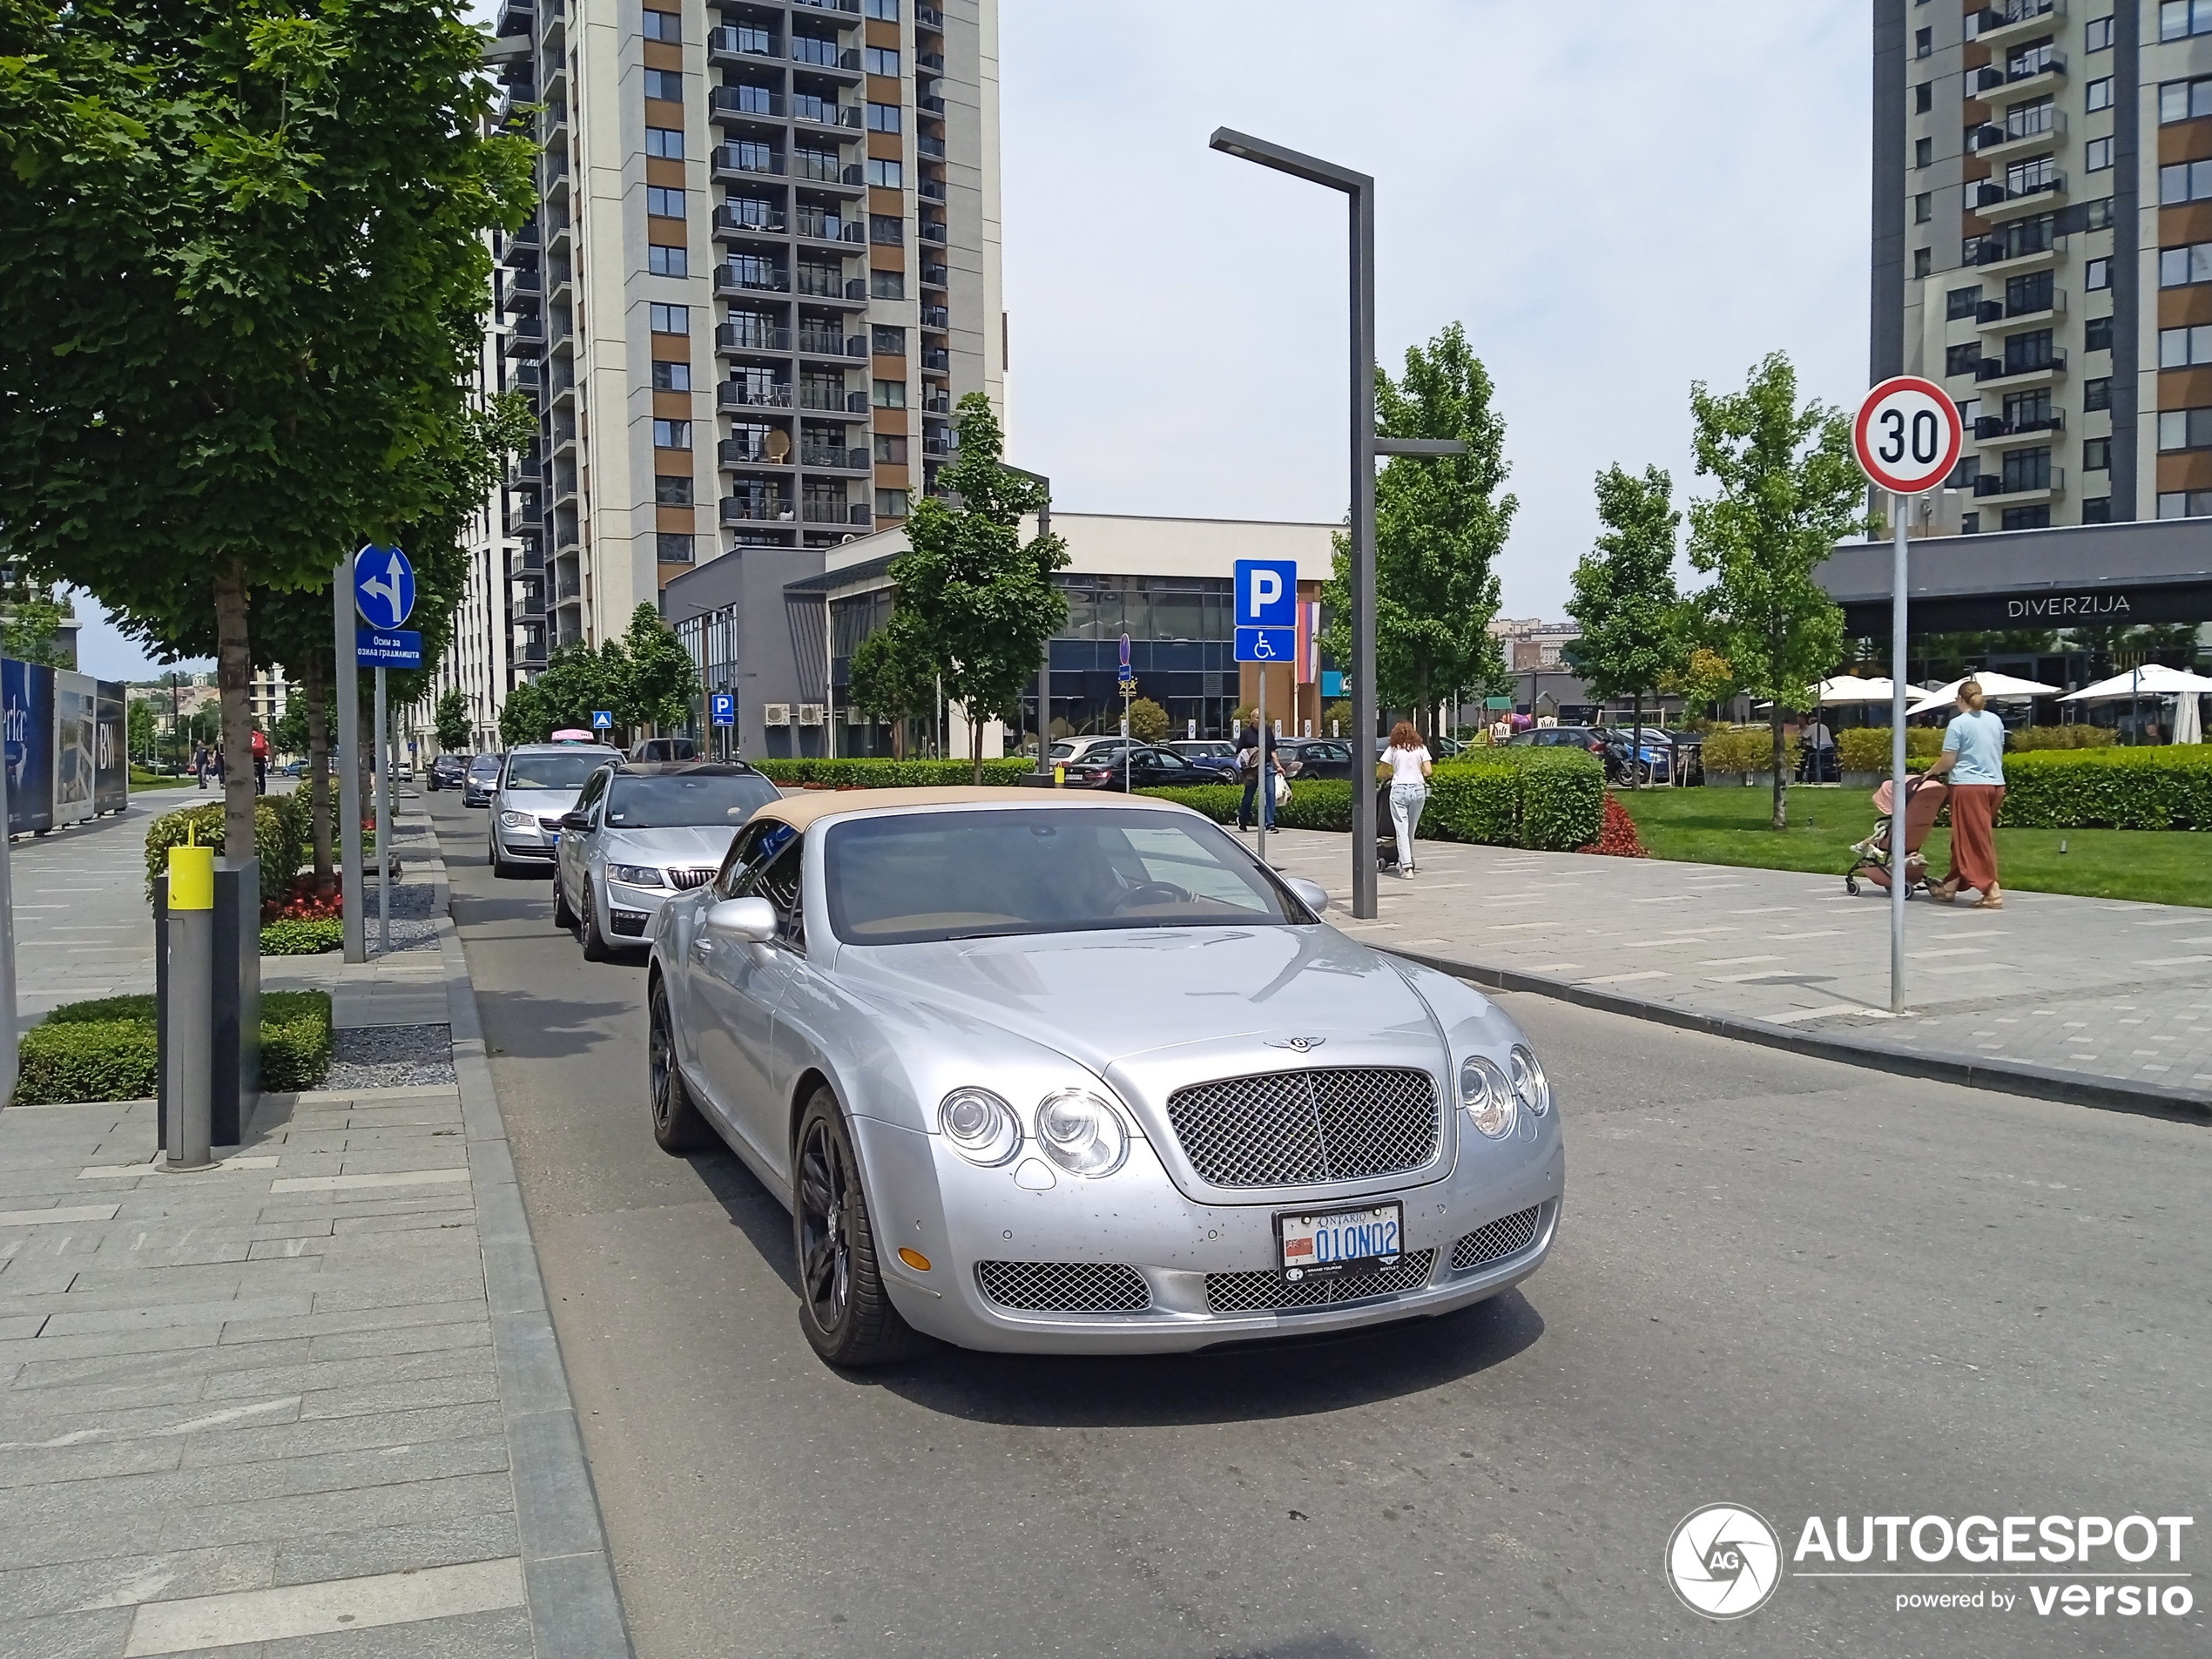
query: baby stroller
1373 779 1404 873
1844 773 1949 897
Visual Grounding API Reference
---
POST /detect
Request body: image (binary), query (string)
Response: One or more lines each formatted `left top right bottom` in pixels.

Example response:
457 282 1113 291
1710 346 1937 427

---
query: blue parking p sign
591 710 613 731
1233 558 1298 664
709 694 736 727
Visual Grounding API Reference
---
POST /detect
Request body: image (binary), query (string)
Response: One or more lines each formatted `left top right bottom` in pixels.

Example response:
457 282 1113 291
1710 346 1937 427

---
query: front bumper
604 878 678 939
496 816 557 860
851 1112 1564 1354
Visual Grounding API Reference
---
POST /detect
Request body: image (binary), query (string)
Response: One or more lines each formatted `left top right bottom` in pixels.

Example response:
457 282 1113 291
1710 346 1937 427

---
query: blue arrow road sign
710 694 736 727
1233 558 1298 629
354 627 422 669
1235 625 1296 664
591 710 613 730
354 544 416 630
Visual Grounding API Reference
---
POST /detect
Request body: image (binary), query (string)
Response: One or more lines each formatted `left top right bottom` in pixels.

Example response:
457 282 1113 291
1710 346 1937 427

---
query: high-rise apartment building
471 0 1001 726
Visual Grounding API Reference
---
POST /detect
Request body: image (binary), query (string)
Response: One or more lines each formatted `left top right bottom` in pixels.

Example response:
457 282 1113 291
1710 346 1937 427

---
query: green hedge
260 918 343 956
144 796 309 904
10 990 334 1104
752 758 1035 787
1702 728 1804 775
1996 748 2212 830
1139 750 1604 852
1836 727 1945 772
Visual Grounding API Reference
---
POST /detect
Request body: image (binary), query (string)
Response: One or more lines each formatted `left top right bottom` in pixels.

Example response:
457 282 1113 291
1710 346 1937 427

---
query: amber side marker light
897 1248 932 1271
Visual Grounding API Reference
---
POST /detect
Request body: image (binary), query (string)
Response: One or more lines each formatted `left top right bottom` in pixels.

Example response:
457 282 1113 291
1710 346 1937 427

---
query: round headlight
1459 1055 1516 1140
1508 1046 1549 1116
499 810 529 828
1034 1089 1130 1177
939 1088 1022 1166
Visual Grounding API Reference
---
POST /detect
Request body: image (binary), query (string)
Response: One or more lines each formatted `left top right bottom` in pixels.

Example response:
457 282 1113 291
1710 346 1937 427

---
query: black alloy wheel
792 1089 926 1367
551 872 577 931
579 878 610 961
647 979 715 1154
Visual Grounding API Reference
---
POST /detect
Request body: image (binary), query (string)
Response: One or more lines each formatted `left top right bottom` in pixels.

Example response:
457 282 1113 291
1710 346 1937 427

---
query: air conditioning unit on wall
763 703 792 726
796 703 824 726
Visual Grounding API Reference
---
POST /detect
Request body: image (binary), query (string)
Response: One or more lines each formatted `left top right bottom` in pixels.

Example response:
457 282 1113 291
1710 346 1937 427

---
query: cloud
1001 0 1870 618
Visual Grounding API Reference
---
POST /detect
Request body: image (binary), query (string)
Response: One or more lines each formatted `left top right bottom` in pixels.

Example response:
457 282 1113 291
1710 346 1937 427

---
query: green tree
1126 697 1169 744
1660 644 1736 725
846 623 934 755
433 688 470 753
498 679 550 749
0 0 533 867
1321 322 1514 739
1563 464 1683 782
0 582 71 666
889 394 1067 780
125 696 156 760
1686 354 1870 828
272 692 310 759
619 603 698 735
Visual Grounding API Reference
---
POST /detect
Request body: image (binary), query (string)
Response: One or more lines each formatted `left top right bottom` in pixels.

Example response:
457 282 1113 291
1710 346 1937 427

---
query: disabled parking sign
1233 558 1298 664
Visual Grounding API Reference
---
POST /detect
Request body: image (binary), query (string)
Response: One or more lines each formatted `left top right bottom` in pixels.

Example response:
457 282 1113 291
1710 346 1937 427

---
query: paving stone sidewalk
1259 827 2212 1102
0 804 629 1657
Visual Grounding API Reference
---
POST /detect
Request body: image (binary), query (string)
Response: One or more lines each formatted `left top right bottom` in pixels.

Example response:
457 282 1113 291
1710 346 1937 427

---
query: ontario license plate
1277 1203 1402 1281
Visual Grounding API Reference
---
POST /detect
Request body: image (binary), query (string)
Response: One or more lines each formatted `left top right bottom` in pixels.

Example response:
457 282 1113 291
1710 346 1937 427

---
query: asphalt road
430 791 2212 1659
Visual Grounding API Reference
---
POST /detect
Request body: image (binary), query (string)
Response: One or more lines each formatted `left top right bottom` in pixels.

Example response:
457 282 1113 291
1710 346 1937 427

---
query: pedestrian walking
193 745 207 789
1804 713 1837 783
251 728 269 795
1925 679 2006 909
1235 723 1284 832
1381 719 1433 876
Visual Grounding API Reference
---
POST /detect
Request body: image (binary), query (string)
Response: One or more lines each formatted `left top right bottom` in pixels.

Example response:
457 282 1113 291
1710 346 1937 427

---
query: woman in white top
1381 719 1434 875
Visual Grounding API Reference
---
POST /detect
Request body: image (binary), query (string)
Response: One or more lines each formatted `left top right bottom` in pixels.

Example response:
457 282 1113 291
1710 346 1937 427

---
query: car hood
501 788 582 814
839 924 1443 1075
598 826 738 868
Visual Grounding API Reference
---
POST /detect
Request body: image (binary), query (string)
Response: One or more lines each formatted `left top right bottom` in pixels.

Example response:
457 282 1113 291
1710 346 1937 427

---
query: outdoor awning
2056 663 2212 701
1906 671 2060 713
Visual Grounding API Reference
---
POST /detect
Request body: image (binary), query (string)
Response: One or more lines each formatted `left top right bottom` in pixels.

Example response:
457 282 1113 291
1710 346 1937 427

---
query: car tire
579 879 610 961
489 838 517 880
551 874 577 932
792 1087 927 1368
647 978 718 1156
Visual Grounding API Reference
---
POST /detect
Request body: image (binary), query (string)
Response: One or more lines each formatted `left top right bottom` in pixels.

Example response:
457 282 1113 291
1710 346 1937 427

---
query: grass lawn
1615 783 2212 909
129 772 199 791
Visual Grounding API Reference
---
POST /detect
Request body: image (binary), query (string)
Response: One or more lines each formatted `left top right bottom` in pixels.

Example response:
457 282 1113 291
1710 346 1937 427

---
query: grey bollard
165 843 215 1170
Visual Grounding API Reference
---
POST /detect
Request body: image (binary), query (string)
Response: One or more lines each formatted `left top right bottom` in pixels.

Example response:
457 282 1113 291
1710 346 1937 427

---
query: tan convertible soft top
752 784 1189 832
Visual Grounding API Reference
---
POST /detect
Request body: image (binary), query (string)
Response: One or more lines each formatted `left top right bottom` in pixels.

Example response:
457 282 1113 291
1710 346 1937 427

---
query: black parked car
1274 737 1356 780
462 753 502 806
1055 745 1215 792
1163 739 1240 780
427 753 469 791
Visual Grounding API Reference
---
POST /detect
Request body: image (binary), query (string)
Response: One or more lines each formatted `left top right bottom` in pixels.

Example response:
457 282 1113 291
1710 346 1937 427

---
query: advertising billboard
3 658 54 835
95 679 128 815
53 670 96 827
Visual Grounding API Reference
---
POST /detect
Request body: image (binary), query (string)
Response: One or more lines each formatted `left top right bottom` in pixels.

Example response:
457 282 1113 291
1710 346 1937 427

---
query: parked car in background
1048 735 1137 768
1054 745 1213 792
630 737 698 763
1503 725 1611 758
462 753 502 807
489 742 623 877
1600 725 1700 786
1274 738 1355 780
555 761 781 959
1163 739 1240 780
428 754 469 791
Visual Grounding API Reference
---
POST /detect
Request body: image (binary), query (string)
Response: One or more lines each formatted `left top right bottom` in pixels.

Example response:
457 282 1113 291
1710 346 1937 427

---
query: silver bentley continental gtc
645 787 1564 1366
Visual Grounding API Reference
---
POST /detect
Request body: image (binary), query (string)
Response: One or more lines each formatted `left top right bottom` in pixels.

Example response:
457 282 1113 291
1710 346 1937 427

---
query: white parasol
1756 676 1902 709
1906 671 2061 714
2177 688 2205 745
2056 662 2212 700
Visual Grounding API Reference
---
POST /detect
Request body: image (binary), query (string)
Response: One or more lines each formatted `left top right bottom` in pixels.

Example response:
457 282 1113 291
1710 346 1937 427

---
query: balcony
795 272 871 305
917 51 945 73
554 562 583 604
1968 0 2063 49
499 268 541 310
920 347 950 373
916 3 945 29
1975 347 2067 388
921 262 948 288
1973 410 2064 448
791 37 862 76
509 361 543 391
792 97 860 130
718 320 793 354
920 306 948 331
720 380 795 410
917 92 946 115
921 434 955 459
716 260 791 295
792 152 866 191
918 135 947 160
1966 229 2062 274
504 318 544 354
801 501 871 524
495 0 533 36
721 436 792 469
714 144 785 181
711 85 785 124
918 219 948 245
542 151 569 198
918 178 947 203
723 496 797 523
715 201 788 237
800 444 870 471
792 0 860 14
2001 51 2066 96
796 327 867 357
1973 464 2064 504
1974 287 2065 332
799 384 868 413
795 211 866 245
921 389 951 414
1983 172 2066 223
707 26 778 65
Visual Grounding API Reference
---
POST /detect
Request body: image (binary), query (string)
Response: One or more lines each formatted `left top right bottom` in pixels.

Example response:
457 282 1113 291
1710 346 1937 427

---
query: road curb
428 819 637 1659
1381 944 2212 1125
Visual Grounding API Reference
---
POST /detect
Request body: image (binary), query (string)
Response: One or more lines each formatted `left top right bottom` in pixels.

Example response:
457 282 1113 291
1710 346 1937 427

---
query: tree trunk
213 565 258 872
968 705 983 786
1769 697 1788 831
1630 690 1643 788
1415 660 1432 743
306 650 333 895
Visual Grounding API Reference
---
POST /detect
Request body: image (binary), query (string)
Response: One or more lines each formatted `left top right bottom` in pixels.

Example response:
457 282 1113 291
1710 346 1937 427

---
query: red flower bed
262 876 343 923
1576 793 1650 859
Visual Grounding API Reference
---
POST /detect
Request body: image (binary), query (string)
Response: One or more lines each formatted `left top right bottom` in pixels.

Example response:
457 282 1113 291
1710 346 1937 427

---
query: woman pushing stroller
1923 678 2006 909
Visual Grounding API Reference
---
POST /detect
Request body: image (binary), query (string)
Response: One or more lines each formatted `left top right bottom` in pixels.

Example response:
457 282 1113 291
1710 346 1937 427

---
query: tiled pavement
1259 827 2212 1102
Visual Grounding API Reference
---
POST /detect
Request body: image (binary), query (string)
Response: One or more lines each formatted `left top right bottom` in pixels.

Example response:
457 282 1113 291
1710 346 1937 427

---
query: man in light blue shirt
1925 682 2007 907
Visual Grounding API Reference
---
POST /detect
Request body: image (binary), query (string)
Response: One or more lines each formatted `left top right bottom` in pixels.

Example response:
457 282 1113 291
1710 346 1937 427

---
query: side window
715 819 777 898
738 837 806 948
576 768 611 820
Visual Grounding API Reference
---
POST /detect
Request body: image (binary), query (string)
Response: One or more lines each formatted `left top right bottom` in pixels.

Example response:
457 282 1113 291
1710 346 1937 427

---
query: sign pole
374 665 390 957
1256 664 1268 870
335 559 365 964
1890 491 1910 1016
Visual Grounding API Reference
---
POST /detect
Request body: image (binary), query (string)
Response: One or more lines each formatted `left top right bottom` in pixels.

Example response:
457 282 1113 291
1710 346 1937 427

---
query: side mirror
705 895 778 943
1283 876 1330 914
559 811 590 831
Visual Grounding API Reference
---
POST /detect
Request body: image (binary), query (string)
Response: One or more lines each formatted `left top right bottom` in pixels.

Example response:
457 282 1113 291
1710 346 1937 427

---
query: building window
2161 158 2212 204
1914 246 1933 278
656 533 696 563
870 269 905 300
1960 512 1980 534
655 475 693 505
867 158 903 188
2161 321 2212 364
1915 82 1933 114
650 303 689 334
872 378 906 408
2087 315 2114 352
645 125 684 160
654 419 692 449
642 8 679 42
870 213 904 245
2084 198 2114 230
2087 137 2114 172
1915 25 1932 57
867 102 901 132
2160 76 2212 122
2085 376 2112 411
867 0 900 18
2159 242 2212 286
875 489 909 518
871 324 907 355
1946 285 1982 320
2087 77 2114 111
873 433 907 463
2083 438 2112 472
2088 256 2112 291
2001 505 2052 530
2158 407 2212 448
1914 192 1932 224
2162 0 2212 40
643 68 682 102
1946 341 1983 377
651 360 691 392
647 244 687 277
1915 136 1933 168
647 185 685 219
865 46 900 76
2082 496 2113 523
2088 16 2116 51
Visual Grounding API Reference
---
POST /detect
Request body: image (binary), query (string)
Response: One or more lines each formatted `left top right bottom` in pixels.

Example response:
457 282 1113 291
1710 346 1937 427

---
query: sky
75 0 1872 678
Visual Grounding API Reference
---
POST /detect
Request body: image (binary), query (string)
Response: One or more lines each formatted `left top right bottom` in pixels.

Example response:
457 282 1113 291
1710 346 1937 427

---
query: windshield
604 772 779 829
823 807 1306 945
504 752 612 791
469 758 501 777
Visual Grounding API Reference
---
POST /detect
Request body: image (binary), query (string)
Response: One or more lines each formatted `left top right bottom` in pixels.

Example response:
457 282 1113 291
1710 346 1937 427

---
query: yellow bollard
165 841 216 1170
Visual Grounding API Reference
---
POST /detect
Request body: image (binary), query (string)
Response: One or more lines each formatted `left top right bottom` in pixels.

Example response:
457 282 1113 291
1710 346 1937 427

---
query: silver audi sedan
647 787 1563 1367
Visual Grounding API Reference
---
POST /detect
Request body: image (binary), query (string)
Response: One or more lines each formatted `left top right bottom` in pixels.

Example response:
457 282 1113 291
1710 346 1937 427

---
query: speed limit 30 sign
1853 374 1964 496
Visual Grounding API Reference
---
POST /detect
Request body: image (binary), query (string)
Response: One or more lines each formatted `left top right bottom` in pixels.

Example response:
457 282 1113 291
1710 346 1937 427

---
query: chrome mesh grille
976 1260 1150 1314
1450 1205 1541 1272
1165 1068 1440 1188
669 867 717 890
1206 1250 1437 1314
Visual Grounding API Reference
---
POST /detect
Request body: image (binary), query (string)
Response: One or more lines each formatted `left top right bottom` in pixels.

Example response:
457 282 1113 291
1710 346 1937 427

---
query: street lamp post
1206 130 1462 919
